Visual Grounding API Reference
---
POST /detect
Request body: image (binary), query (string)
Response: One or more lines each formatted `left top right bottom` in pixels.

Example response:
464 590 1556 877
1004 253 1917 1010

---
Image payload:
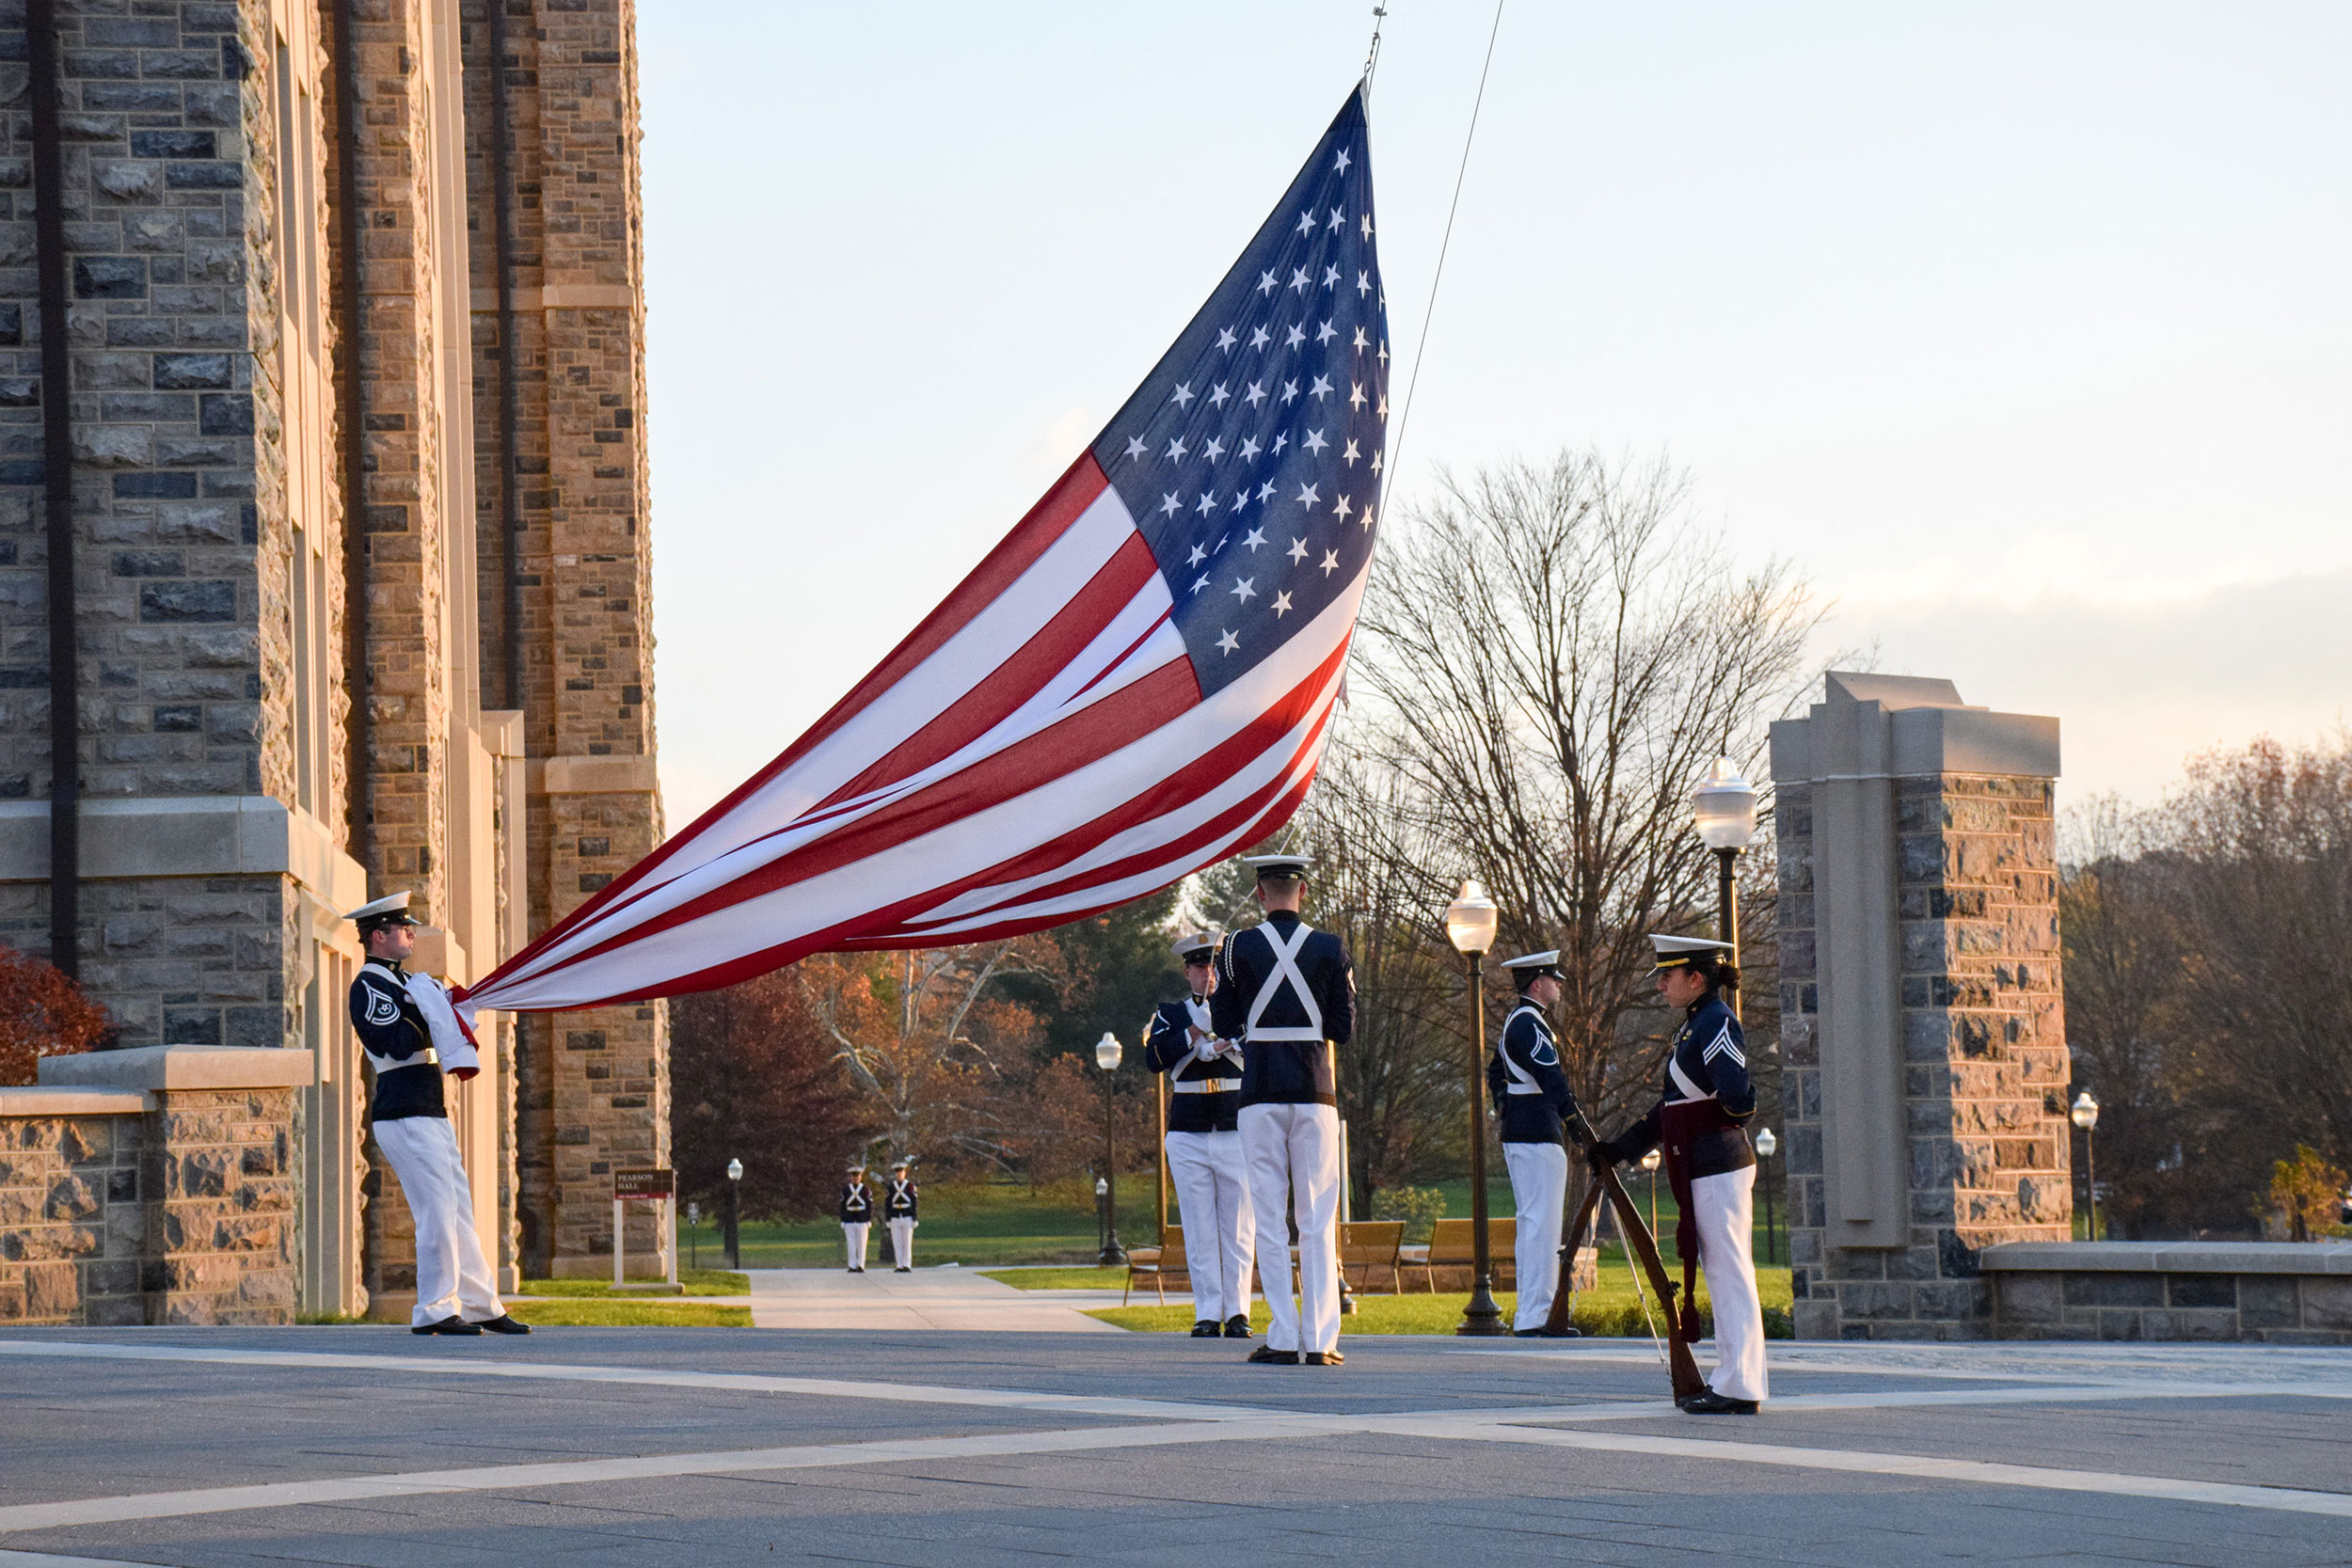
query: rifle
1553 1122 1707 1402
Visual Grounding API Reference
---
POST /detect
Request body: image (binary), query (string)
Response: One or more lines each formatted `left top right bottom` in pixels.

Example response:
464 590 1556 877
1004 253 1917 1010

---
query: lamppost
1096 1031 1126 1266
723 1158 743 1270
1753 1127 1778 1266
1641 1147 1663 1243
2071 1090 2101 1241
1692 758 1760 1017
687 1201 701 1271
1444 879 1507 1337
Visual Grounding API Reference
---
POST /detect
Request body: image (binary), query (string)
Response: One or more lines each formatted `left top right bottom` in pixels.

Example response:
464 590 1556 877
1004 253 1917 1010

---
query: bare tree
1355 450 1823 1132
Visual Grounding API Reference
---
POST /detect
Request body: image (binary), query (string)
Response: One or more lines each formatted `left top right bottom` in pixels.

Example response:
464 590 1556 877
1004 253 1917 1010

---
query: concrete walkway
744 1266 1139 1331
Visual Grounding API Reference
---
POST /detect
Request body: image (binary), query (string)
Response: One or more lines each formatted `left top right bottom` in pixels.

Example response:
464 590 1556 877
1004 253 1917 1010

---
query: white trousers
373 1116 502 1327
1693 1165 1768 1402
842 1222 869 1269
1238 1101 1341 1354
888 1216 915 1269
1165 1129 1255 1322
1503 1139 1568 1331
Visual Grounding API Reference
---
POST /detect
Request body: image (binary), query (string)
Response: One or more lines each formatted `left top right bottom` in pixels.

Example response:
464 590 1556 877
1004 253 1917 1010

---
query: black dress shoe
1677 1389 1760 1415
1513 1325 1581 1338
475 1314 532 1336
1223 1315 1251 1339
1303 1350 1344 1366
412 1316 483 1336
894 1266 911 1274
1190 1319 1222 1338
1246 1345 1299 1365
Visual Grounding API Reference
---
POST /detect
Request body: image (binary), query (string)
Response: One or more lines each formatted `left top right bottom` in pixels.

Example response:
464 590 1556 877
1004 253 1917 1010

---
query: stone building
1771 673 2072 1338
0 0 663 1322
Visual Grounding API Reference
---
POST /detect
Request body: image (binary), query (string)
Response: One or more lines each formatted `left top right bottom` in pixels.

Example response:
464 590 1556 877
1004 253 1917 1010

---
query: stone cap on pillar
38 1044 316 1092
1771 671 2060 784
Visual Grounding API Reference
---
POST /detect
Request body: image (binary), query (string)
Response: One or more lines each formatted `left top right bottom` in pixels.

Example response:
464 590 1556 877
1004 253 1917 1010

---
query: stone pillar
1772 673 2072 1338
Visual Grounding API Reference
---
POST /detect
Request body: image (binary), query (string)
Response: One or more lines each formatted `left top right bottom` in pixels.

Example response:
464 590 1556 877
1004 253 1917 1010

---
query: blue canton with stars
1089 87 1387 699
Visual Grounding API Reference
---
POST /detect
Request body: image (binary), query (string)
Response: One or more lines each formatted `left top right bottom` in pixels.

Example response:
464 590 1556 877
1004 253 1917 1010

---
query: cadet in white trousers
838 1164 874 1272
1143 931 1256 1338
1489 952 1585 1337
883 1160 919 1271
1211 855 1356 1366
1597 935 1768 1413
345 893 528 1337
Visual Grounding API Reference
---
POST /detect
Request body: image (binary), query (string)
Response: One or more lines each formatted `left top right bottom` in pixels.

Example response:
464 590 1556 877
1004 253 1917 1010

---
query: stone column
1772 673 2072 1338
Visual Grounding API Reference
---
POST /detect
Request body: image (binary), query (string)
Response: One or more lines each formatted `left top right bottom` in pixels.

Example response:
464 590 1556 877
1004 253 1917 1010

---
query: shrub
0 945 113 1086
1371 1184 1447 1244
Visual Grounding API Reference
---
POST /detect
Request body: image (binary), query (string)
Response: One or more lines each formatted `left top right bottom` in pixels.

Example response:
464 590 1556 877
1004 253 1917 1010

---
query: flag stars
1194 576 1212 596
1377 341 1390 368
1187 543 1208 567
1295 482 1321 509
1352 325 1370 354
1349 381 1367 410
1279 379 1301 405
1356 269 1372 297
1171 382 1196 409
1231 577 1258 605
1343 437 1359 467
1257 479 1279 501
1327 206 1344 231
1201 436 1225 462
1258 269 1279 296
1359 505 1375 531
1249 325 1272 350
1310 373 1335 402
1322 263 1342 290
1242 525 1268 551
1371 449 1384 475
1320 548 1341 576
1359 212 1374 240
1284 324 1307 351
1289 266 1311 293
1160 492 1183 517
1215 326 1238 353
1230 489 1248 513
1238 435 1262 461
1217 628 1240 655
1295 210 1316 237
1124 435 1148 462
1333 494 1353 522
1334 148 1351 174
1377 391 1390 419
1196 491 1218 516
1315 319 1338 345
1271 434 1290 457
1209 382 1231 409
1272 590 1295 617
1287 536 1309 563
1304 427 1329 455
1165 436 1188 462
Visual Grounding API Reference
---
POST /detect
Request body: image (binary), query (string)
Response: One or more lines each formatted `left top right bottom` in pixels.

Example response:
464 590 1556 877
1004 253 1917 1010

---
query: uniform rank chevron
459 87 1389 1015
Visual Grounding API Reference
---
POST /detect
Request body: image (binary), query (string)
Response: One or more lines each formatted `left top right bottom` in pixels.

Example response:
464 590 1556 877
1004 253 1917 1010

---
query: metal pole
723 1180 739 1271
1155 1064 1168 1241
26 0 77 979
1099 1067 1125 1266
1762 1155 1777 1265
1716 847 1742 1021
2086 1126 2097 1242
1457 952 1505 1335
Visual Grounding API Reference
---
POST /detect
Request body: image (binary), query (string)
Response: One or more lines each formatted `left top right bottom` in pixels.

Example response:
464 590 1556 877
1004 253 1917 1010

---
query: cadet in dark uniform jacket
1597 934 1765 1412
1490 951 1585 1336
1144 931 1255 1338
1210 853 1355 1365
883 1160 919 1272
838 1164 873 1273
346 891 527 1337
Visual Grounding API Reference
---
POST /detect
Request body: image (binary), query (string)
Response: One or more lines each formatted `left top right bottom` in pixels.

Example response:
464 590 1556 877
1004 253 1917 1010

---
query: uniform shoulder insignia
1702 1022 1745 1068
359 978 403 1027
1532 1037 1560 1068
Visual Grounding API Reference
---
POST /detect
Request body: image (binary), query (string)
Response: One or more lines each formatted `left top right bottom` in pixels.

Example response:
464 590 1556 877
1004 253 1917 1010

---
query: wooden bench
1413 1217 1517 1292
1122 1227 1184 1306
1338 1220 1406 1293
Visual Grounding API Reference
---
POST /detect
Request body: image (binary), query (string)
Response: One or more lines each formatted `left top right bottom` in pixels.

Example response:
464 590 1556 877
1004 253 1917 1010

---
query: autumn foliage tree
671 969 878 1222
0 945 114 1086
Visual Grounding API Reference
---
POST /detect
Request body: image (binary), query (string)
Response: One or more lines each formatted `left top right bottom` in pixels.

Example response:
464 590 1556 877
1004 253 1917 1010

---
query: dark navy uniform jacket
837 1182 873 1224
1486 1000 1581 1144
1607 994 1756 1180
1143 996 1242 1133
1210 911 1354 1108
883 1178 918 1220
350 959 445 1122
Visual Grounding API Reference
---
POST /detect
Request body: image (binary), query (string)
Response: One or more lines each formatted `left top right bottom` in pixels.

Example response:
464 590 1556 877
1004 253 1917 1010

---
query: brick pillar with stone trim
1772 673 2073 1339
464 0 667 1277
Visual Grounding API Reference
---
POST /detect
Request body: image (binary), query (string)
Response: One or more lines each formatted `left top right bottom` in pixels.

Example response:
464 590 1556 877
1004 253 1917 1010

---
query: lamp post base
1455 1279 1509 1336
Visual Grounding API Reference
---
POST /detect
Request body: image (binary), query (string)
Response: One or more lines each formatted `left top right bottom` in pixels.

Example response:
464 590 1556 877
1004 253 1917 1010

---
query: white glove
1192 1035 1221 1063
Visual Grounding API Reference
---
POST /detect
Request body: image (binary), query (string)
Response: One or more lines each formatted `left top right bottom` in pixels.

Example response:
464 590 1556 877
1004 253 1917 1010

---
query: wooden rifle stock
1563 1127 1708 1402
1540 1175 1601 1335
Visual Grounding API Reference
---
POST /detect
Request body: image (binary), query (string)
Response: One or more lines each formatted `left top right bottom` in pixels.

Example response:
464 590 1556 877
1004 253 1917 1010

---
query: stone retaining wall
1 1045 310 1324
1981 1242 2352 1343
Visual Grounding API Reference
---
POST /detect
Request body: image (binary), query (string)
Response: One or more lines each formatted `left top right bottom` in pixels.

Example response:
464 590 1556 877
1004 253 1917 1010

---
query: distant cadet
346 893 528 1337
839 1164 874 1274
1143 930 1255 1340
1595 935 1766 1414
1211 854 1355 1367
1490 951 1585 1338
883 1159 919 1273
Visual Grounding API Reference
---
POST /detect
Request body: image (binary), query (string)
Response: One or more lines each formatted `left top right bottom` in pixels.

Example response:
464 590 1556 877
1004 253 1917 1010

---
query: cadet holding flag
1594 935 1767 1413
1491 951 1584 1338
1144 931 1256 1339
345 893 529 1337
1212 854 1355 1367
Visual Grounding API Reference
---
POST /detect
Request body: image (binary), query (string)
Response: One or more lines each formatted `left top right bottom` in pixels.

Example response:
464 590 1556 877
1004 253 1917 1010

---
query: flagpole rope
1386 0 1504 490
1362 5 1388 88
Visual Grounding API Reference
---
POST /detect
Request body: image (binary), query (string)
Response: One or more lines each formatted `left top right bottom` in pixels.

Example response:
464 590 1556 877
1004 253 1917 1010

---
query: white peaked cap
1649 933 1734 969
1501 950 1563 972
344 891 419 926
1244 853 1311 879
1169 929 1222 963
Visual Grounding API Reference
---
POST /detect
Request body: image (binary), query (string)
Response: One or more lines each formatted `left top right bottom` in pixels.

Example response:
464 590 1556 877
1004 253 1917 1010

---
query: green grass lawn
978 1266 1129 1291
519 1270 749 1299
507 1299 752 1328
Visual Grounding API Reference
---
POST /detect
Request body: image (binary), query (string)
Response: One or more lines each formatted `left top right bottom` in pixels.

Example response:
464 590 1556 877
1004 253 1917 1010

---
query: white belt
364 1047 437 1076
1504 1083 1543 1095
1172 1079 1242 1095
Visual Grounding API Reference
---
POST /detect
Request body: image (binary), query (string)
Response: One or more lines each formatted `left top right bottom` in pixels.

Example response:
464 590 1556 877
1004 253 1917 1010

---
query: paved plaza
1 1313 2348 1567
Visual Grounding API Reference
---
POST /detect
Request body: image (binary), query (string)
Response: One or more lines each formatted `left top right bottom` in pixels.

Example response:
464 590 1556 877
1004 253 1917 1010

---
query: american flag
459 87 1387 1015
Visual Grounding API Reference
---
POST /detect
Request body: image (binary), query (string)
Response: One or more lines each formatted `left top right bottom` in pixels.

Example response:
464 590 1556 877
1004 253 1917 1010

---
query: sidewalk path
745 1267 1134 1331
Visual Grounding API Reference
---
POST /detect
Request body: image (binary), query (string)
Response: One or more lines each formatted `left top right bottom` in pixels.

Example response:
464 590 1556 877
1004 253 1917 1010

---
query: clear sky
637 3 2350 830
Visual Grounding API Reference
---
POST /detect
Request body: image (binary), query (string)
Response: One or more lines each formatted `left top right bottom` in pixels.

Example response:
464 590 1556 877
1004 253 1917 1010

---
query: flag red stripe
818 530 1163 809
